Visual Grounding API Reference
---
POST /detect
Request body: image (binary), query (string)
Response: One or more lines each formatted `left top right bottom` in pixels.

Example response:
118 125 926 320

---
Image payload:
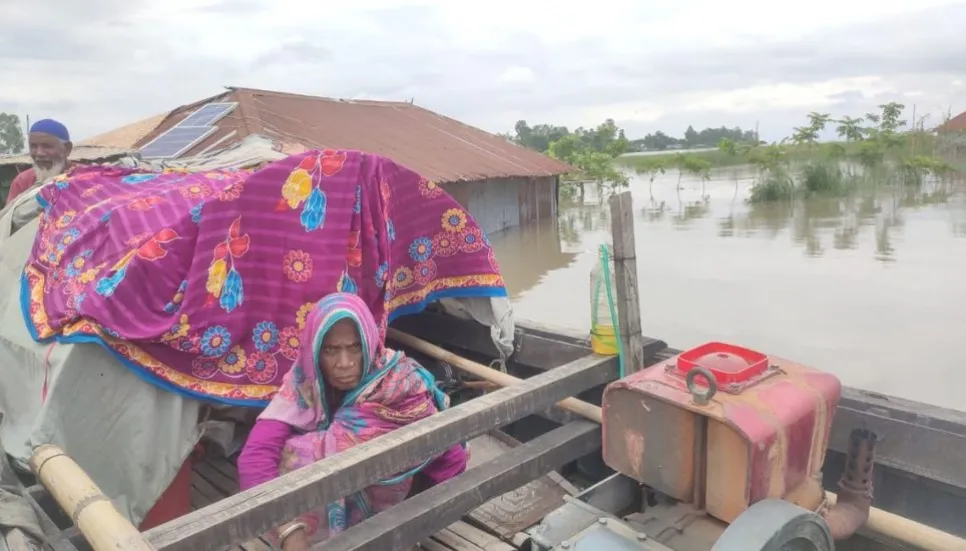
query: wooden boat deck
192 430 568 551
192 455 504 551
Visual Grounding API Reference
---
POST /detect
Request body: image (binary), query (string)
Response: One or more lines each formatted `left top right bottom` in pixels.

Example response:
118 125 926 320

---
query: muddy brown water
487 166 966 411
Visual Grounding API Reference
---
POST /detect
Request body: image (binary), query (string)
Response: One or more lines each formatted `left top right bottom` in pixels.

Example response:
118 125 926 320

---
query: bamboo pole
824 491 966 551
29 444 156 551
387 328 601 423
388 328 966 551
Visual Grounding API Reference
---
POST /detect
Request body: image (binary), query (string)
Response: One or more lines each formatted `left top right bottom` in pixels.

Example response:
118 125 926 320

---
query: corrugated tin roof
79 113 170 148
937 110 966 133
133 87 573 183
0 145 135 167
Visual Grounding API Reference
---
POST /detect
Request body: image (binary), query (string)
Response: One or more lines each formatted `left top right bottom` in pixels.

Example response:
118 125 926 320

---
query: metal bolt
637 533 648 542
560 542 570 549
598 517 608 525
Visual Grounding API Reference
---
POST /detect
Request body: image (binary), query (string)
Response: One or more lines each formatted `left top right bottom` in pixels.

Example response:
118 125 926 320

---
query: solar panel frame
139 125 218 159
176 102 238 128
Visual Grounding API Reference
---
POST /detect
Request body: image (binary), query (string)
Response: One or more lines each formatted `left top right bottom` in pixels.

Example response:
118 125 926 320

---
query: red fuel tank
601 342 842 523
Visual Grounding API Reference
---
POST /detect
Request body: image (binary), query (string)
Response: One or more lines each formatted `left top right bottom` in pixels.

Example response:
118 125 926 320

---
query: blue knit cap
30 119 70 142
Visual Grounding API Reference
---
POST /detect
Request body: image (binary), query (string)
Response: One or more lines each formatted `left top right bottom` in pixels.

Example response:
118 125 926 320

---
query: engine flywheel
711 499 834 551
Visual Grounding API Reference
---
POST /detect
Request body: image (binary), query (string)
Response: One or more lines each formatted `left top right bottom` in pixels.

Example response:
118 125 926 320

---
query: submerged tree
633 157 667 200
835 116 866 142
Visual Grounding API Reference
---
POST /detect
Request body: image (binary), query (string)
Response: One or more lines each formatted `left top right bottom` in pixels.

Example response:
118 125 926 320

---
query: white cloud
497 66 536 85
0 0 963 143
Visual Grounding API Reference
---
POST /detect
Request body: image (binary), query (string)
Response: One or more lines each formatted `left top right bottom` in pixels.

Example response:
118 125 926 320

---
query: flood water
487 166 966 411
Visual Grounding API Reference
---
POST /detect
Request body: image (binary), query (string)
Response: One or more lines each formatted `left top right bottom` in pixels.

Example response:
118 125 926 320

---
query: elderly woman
238 292 468 551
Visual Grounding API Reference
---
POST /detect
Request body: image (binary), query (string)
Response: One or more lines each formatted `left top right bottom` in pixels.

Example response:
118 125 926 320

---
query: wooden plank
608 191 646 374
189 464 289 551
447 521 515 551
430 529 482 551
207 457 240 482
191 472 225 505
194 461 239 496
464 433 570 538
833 387 966 490
419 540 451 551
146 355 617 551
312 421 601 551
190 487 209 510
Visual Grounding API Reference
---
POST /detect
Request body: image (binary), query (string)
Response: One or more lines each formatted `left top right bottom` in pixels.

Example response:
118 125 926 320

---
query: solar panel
176 102 237 127
139 126 217 159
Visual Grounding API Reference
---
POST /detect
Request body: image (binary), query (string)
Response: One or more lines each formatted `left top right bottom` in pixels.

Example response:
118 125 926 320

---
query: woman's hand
282 530 308 551
279 523 309 551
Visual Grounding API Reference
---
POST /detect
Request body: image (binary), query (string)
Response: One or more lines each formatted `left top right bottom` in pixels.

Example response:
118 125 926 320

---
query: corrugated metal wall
444 176 557 235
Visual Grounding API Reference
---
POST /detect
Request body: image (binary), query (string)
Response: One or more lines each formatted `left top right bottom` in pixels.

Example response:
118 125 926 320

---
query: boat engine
529 341 871 551
603 341 840 521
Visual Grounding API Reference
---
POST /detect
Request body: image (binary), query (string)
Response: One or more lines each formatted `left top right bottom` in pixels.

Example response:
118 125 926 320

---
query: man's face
29 132 71 172
319 318 364 391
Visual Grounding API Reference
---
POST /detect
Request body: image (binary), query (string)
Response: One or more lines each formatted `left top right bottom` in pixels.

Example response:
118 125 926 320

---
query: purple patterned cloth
21 150 506 406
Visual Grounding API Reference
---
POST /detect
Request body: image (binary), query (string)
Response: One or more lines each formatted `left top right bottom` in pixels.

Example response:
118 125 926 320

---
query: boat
2 148 964 551
25 310 965 551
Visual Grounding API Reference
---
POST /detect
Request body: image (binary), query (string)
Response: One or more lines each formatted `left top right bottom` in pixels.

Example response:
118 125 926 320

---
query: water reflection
487 166 966 410
707 174 962 261
485 218 578 299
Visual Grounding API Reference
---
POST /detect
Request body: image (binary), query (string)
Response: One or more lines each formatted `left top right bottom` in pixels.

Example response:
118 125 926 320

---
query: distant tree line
630 125 759 151
506 119 631 194
504 119 759 155
506 119 631 157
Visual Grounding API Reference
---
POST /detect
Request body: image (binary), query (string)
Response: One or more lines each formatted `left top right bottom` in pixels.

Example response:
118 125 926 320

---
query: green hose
600 244 626 379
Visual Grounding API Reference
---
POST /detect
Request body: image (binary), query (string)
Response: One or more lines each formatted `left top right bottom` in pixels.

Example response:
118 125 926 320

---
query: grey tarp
0 218 203 526
0 431 43 550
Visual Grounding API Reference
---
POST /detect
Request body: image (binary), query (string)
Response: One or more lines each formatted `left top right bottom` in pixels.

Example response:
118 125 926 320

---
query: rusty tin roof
130 87 572 183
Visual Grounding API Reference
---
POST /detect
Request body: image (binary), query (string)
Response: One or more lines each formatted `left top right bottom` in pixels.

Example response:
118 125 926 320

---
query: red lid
675 342 769 385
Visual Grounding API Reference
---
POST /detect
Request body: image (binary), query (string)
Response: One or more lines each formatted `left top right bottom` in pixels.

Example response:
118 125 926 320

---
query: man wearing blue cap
5 119 73 205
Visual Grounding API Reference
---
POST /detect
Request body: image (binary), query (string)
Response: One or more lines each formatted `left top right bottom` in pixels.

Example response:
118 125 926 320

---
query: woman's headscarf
258 292 463 538
259 291 448 441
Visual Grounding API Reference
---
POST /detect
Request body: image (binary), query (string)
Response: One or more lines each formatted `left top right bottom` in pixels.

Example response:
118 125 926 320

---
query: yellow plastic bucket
590 324 619 356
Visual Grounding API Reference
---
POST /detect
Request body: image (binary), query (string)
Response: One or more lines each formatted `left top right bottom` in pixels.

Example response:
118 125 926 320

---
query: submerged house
83 87 572 234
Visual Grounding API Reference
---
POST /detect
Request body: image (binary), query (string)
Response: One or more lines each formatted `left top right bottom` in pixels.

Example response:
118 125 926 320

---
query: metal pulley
711 500 834 551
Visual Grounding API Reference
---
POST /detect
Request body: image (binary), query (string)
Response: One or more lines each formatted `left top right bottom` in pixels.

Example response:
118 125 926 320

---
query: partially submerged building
936 109 966 134
83 88 572 234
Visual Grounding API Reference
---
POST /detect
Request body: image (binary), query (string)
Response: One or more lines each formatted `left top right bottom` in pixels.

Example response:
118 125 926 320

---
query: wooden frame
390 310 966 538
144 354 619 551
315 421 601 551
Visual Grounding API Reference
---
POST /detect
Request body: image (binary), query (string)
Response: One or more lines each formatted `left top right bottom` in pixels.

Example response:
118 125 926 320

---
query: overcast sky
1 0 964 143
